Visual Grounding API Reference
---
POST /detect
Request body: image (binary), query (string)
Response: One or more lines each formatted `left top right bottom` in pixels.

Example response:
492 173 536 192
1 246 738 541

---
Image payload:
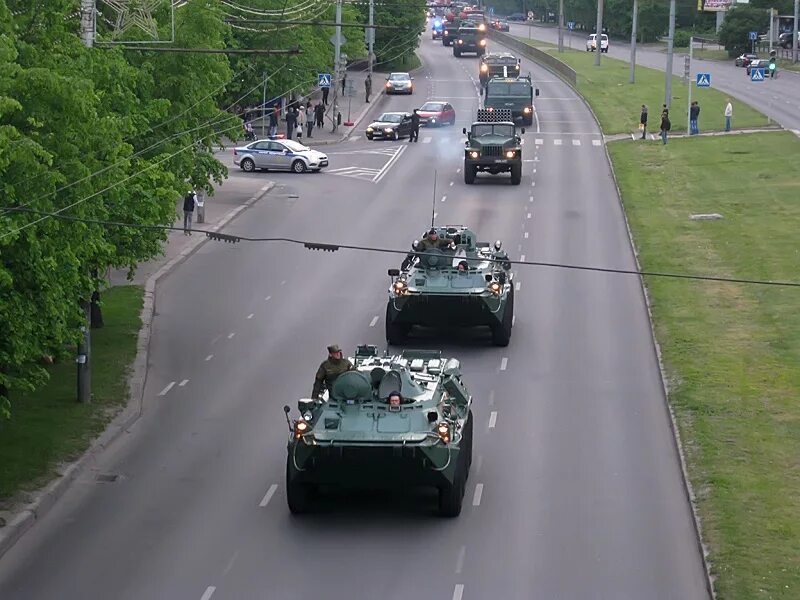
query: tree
719 6 770 57
359 0 426 69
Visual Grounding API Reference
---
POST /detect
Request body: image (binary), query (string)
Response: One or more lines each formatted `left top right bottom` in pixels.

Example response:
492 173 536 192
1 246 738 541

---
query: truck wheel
510 163 522 185
453 49 460 57
438 459 466 517
385 304 408 345
286 455 312 514
491 287 514 346
464 165 476 184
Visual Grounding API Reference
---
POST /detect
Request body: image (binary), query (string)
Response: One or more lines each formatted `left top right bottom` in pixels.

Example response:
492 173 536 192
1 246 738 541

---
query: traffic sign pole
629 0 638 84
687 37 693 135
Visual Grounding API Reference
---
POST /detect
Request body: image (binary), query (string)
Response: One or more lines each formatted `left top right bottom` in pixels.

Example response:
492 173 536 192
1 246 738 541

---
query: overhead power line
4 208 800 290
97 45 303 55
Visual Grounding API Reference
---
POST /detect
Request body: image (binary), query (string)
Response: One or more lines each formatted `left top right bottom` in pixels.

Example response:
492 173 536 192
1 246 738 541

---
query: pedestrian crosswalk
325 166 381 182
533 138 603 147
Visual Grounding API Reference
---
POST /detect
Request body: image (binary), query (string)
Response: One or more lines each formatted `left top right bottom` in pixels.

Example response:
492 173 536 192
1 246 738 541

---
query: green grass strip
609 133 800 599
0 285 144 503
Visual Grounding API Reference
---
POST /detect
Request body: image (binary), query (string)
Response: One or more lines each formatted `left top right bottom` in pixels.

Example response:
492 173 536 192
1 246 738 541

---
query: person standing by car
286 107 296 140
639 104 648 140
268 109 278 137
409 109 421 143
724 99 733 132
689 101 700 135
660 109 670 145
305 102 314 138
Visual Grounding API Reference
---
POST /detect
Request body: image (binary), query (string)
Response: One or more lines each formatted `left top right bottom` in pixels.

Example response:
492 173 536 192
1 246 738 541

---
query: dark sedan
734 53 758 67
365 112 413 140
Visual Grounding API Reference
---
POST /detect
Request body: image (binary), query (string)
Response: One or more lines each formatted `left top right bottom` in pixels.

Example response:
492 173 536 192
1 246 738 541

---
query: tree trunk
90 269 104 329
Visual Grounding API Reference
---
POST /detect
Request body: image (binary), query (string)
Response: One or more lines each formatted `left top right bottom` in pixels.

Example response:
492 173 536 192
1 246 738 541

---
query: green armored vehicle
479 52 521 87
483 74 539 125
463 109 524 185
284 345 474 517
386 225 514 346
453 25 487 57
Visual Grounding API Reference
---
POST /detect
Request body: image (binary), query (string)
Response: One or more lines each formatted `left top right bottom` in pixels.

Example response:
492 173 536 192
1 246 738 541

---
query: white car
586 33 609 53
233 139 328 173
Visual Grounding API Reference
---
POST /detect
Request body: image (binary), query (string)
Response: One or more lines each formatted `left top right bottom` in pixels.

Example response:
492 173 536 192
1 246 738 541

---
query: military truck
284 345 474 517
386 225 514 346
483 74 539 126
442 20 460 46
453 25 487 57
463 109 524 185
479 52 521 87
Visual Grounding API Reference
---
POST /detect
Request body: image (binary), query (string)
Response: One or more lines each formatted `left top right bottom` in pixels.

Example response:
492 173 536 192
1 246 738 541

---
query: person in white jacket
724 100 733 132
296 107 306 140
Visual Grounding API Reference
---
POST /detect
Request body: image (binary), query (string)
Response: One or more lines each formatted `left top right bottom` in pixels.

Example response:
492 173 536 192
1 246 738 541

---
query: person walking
286 107 296 140
305 102 314 138
639 104 648 140
341 72 347 96
660 108 671 145
182 190 196 236
315 102 325 128
365 74 372 103
689 101 700 135
296 106 306 140
409 109 421 143
724 99 733 132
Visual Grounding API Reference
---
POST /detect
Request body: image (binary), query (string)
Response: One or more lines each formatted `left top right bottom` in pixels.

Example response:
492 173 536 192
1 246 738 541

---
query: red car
417 101 456 127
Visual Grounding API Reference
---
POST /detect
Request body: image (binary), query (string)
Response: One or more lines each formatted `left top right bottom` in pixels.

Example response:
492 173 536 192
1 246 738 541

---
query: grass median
516 38 770 134
0 285 143 504
609 132 800 599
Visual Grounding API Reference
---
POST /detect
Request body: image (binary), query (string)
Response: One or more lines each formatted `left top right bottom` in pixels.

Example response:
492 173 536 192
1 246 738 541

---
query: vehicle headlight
523 106 531 114
458 39 463 44
384 127 394 133
478 24 486 31
430 117 436 123
515 64 520 70
366 127 373 132
392 279 408 295
469 150 479 159
480 64 488 72
436 422 450 444
479 39 487 46
488 281 502 295
386 82 392 88
506 150 515 158
294 419 310 439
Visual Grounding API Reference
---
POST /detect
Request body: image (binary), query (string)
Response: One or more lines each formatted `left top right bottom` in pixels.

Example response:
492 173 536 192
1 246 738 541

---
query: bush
719 6 769 57
673 30 692 48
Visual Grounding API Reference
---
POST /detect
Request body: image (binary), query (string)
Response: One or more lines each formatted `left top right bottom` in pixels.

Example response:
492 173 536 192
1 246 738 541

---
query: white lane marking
529 195 533 202
280 280 286 286
210 335 222 345
500 357 508 371
456 168 461 173
260 184 271 191
158 382 175 396
531 181 536 187
374 145 407 183
515 281 521 291
520 139 525 145
453 584 465 600
512 315 516 326
259 484 279 507
247 313 254 320
265 296 271 301
527 212 532 219
455 545 466 574
488 411 498 429
179 379 189 387
227 332 236 339
533 168 537 173
200 586 216 600
554 139 563 145
520 254 526 262
205 354 214 362
349 135 361 142
369 316 379 327
535 108 541 133
472 483 484 506
441 195 447 202
422 136 432 143
572 139 581 146
449 181 454 186
524 232 529 238
592 139 602 146
223 550 240 576
433 212 437 219
535 138 543 145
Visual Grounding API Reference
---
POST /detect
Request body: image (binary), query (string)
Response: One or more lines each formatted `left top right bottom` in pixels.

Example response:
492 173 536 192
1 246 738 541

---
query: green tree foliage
719 6 770 57
358 0 426 69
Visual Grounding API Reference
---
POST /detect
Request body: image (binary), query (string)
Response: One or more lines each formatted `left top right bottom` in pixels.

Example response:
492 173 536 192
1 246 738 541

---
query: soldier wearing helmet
418 228 454 251
311 344 354 398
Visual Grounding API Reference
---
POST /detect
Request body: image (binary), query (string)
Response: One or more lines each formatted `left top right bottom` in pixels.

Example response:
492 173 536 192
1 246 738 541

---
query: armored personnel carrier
463 109 524 185
284 345 474 517
386 225 514 346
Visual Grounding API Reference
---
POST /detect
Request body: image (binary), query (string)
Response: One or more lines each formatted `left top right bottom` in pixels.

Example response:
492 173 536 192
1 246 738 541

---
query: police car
233 139 328 173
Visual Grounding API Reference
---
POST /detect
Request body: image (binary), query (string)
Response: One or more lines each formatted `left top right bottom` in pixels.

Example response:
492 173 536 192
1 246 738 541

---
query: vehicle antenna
430 170 437 228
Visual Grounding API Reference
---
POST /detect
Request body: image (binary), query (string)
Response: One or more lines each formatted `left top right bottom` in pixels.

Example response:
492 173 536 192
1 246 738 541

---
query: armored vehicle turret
386 225 514 346
463 109 524 185
284 345 474 517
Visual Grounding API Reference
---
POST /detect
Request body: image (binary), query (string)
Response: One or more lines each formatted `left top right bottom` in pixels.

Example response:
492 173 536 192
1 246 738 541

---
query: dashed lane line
554 139 563 146
449 181 454 186
200 586 216 600
349 135 361 142
524 232 529 238
455 546 466 574
441 195 447 202
265 296 271 301
452 584 465 600
592 139 602 146
260 184 271 191
179 379 189 387
512 315 516 326
573 139 581 146
520 254 526 262
247 313 254 320
527 213 532 219
535 138 543 145
500 357 508 371
488 411 498 429
259 484 279 507
158 382 175 396
227 332 236 339
472 483 484 506
205 354 214 362
369 316 379 327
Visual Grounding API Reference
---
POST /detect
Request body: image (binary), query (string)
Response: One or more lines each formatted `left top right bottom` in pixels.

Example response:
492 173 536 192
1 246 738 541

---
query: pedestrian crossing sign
750 68 765 82
695 73 711 87
318 73 332 88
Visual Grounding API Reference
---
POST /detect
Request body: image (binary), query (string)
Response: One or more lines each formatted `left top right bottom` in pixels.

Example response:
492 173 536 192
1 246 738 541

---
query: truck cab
483 75 539 126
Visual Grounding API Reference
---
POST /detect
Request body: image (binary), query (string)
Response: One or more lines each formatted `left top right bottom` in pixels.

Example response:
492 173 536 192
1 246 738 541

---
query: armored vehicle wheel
491 287 514 347
286 456 313 514
240 158 256 172
510 164 522 186
438 451 467 517
385 304 409 345
464 165 476 184
291 159 307 173
453 49 461 57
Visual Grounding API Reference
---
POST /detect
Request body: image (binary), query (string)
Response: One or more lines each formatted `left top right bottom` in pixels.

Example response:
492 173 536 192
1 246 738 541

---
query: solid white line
452 584 465 600
369 316 379 327
205 354 214 362
500 357 508 371
158 382 175 396
227 332 236 339
472 483 484 506
524 232 529 238
259 484 279 507
441 195 447 202
374 145 407 183
247 313 254 320
515 281 521 291
179 379 189 387
455 545 466 574
488 411 498 429
200 586 216 600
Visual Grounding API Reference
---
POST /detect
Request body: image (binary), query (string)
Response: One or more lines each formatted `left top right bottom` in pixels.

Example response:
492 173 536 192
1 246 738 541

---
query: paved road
0 34 710 600
511 22 800 132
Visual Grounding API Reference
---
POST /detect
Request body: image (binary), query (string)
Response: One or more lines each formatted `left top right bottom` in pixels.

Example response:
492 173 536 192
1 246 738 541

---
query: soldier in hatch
311 344 354 399
418 228 454 251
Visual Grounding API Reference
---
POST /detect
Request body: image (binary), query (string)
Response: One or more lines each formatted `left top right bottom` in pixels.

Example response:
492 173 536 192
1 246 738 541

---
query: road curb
0 183 275 562
492 34 719 600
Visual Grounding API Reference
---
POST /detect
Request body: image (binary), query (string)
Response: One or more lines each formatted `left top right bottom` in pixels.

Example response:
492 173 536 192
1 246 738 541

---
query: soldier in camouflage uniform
418 228 454 251
311 344 354 398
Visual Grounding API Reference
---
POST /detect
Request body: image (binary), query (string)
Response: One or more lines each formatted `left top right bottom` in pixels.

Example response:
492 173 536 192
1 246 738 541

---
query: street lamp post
664 0 676 109
594 0 604 66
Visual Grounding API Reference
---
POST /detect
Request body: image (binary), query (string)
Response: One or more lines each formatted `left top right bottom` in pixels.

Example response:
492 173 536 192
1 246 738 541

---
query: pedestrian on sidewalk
269 109 278 137
660 109 671 145
724 99 733 132
182 190 196 236
296 106 305 140
689 101 700 135
322 86 329 106
341 72 347 96
305 102 314 138
409 109 421 143
639 104 648 140
286 107 297 140
315 102 325 128
365 74 372 103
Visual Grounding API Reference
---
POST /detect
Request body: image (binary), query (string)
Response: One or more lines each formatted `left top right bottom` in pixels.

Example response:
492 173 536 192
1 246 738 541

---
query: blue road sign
318 73 332 88
567 21 575 30
696 73 711 87
751 68 765 81
749 31 758 41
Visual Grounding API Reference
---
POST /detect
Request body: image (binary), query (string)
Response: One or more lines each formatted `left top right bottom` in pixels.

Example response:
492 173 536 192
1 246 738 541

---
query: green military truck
463 109 524 186
453 25 487 57
479 52 521 87
483 74 539 126
442 20 460 46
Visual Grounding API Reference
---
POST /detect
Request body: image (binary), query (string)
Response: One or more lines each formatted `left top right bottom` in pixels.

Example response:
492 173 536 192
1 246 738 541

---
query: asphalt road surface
511 22 800 132
0 34 710 600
